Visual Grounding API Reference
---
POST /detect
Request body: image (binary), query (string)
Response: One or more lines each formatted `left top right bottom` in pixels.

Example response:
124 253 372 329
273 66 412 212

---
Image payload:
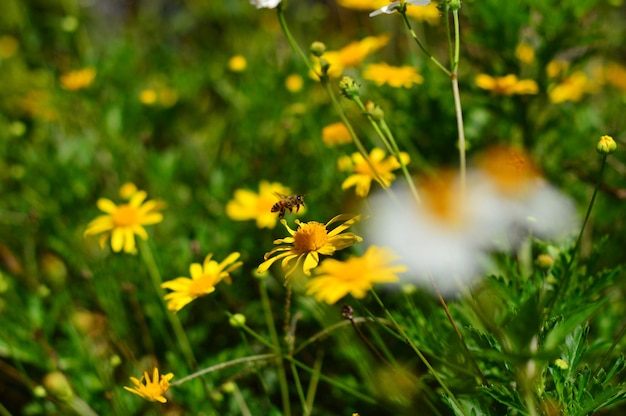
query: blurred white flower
249 0 281 9
370 0 431 17
364 146 578 296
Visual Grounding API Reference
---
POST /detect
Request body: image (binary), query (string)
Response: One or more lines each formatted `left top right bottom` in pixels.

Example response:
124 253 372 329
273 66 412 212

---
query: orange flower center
112 204 139 227
293 222 328 253
188 275 215 296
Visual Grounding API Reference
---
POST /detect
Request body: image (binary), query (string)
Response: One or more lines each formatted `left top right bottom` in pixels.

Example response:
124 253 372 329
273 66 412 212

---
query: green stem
171 354 276 386
259 277 291 416
369 289 466 415
282 356 377 404
399 11 451 77
290 361 310 416
450 10 466 194
546 156 608 317
352 96 421 204
138 240 197 372
276 4 317 76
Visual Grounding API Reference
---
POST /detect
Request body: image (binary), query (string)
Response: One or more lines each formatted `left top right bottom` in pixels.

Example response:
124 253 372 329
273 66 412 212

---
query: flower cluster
314 35 390 78
476 74 538 95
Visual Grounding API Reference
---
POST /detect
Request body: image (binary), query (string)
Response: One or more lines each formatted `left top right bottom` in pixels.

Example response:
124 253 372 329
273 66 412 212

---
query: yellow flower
285 74 304 93
515 42 535 64
124 368 173 403
161 253 242 312
119 182 139 199
405 2 440 25
139 89 158 105
0 35 19 58
315 35 390 78
60 68 96 91
548 71 590 103
322 122 352 146
339 148 410 197
84 189 165 253
338 0 440 24
362 62 423 88
226 181 302 229
546 60 569 79
258 214 363 278
475 74 538 95
604 63 626 92
306 246 406 304
228 55 247 72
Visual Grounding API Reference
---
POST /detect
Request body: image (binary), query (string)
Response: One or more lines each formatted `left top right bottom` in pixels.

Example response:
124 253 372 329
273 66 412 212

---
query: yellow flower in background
139 89 158 105
546 60 570 79
226 181 302 229
515 42 535 64
306 246 406 304
258 214 362 278
548 71 590 103
315 34 390 78
363 62 423 88
60 67 96 91
339 148 410 197
119 182 139 199
228 55 247 72
604 63 626 92
476 74 538 95
161 253 242 312
338 0 439 24
84 187 165 253
285 74 304 92
322 122 352 146
124 368 173 403
0 35 19 58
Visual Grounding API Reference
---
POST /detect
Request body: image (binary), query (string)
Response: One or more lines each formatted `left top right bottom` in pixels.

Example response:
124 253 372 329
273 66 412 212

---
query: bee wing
273 192 287 199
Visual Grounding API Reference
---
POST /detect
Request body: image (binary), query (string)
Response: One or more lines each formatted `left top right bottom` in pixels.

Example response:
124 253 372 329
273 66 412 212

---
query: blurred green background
1 0 626 414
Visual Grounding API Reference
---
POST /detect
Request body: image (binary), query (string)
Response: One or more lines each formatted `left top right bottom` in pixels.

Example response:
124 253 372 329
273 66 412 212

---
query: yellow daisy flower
60 67 96 91
475 74 538 95
226 181 301 229
322 122 352 146
161 252 242 312
258 214 363 278
306 246 406 304
124 368 174 403
84 189 165 253
548 71 591 103
363 62 423 88
339 148 410 197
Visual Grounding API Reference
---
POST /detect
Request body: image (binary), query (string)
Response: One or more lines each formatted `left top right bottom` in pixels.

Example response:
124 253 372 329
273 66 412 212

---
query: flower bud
43 371 74 403
229 313 246 327
448 0 462 11
554 358 569 370
310 41 326 57
365 101 385 121
339 76 360 100
597 135 617 155
536 253 554 269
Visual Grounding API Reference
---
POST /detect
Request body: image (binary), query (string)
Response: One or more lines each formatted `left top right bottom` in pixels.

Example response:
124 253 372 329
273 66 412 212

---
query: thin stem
450 9 466 195
546 156 607 317
305 351 323 411
430 275 489 386
138 240 197 371
171 354 276 386
276 4 317 76
369 289 466 415
592 318 626 379
290 361 310 416
259 277 291 416
399 11 451 76
283 356 377 404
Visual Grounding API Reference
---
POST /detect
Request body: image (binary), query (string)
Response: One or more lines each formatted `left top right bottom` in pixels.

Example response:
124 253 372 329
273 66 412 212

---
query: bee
271 193 305 219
